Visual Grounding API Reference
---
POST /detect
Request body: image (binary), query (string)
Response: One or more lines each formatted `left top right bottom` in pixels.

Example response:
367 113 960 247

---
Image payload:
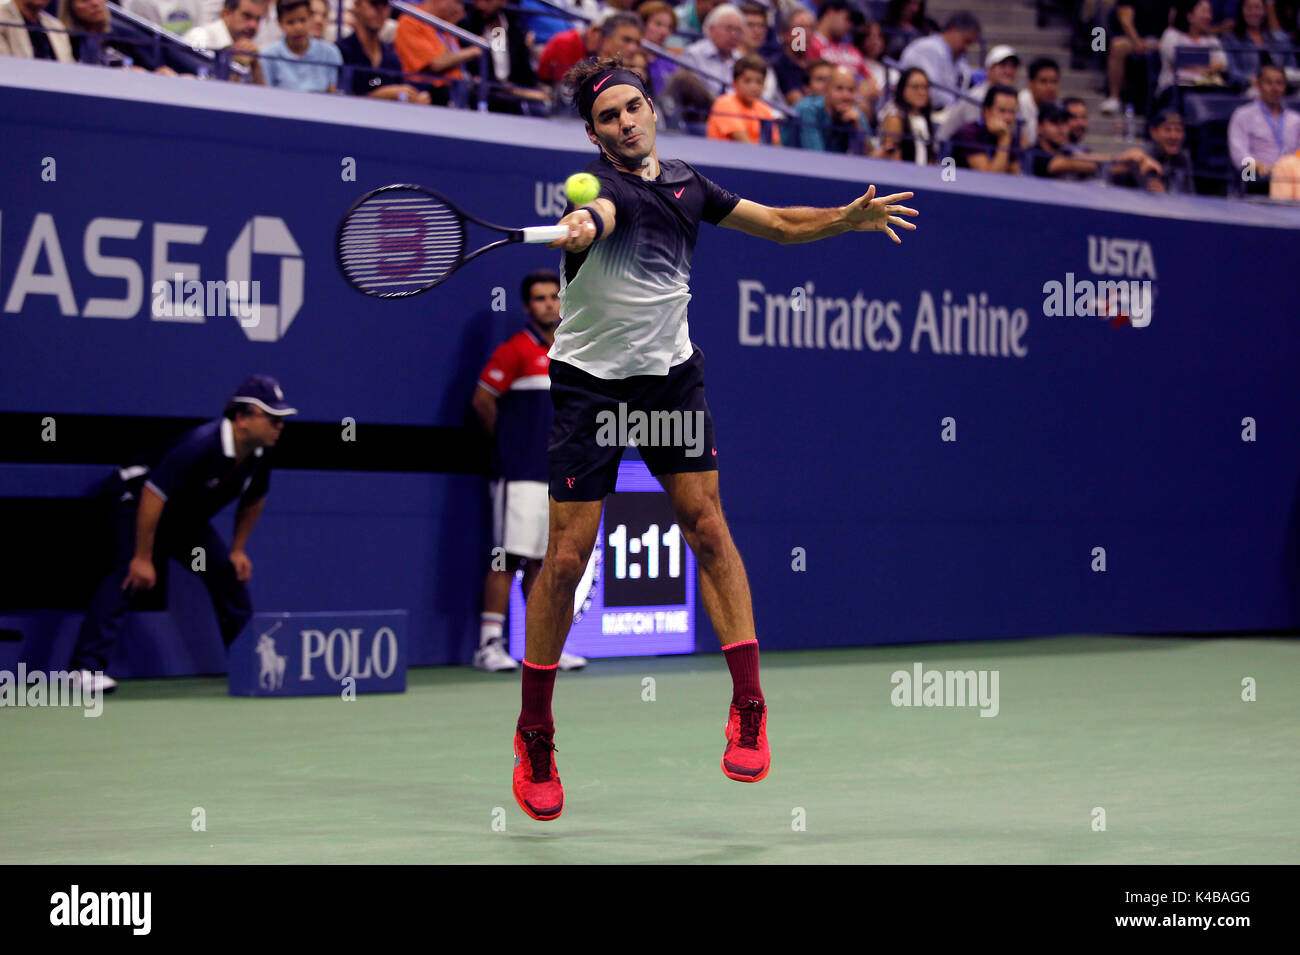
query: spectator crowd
2 0 1299 197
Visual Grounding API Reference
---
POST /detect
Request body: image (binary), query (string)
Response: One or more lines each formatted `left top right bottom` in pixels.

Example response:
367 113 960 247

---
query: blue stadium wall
2 59 1298 676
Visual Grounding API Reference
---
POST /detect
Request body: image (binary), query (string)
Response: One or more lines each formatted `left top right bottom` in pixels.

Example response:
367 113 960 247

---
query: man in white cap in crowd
936 44 1021 145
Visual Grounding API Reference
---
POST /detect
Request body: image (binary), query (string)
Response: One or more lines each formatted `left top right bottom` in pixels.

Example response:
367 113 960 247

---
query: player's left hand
844 185 918 244
230 550 252 582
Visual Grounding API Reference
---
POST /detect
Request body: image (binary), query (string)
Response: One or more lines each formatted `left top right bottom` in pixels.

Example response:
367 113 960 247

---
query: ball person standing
472 269 587 673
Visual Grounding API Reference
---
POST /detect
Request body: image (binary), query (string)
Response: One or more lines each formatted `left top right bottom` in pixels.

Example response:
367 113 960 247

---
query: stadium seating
4 0 1296 201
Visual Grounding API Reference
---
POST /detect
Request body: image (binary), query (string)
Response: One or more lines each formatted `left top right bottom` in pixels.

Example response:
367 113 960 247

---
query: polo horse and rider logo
255 620 288 691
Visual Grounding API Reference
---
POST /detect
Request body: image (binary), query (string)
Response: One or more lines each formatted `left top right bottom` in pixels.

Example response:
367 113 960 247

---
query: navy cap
230 375 297 416
1038 103 1069 124
1148 107 1184 129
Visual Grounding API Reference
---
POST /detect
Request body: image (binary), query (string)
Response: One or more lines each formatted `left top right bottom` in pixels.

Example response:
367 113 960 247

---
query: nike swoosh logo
673 187 685 199
593 74 612 92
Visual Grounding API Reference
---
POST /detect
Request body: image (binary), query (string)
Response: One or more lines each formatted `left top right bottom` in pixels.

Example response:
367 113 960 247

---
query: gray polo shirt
551 155 740 380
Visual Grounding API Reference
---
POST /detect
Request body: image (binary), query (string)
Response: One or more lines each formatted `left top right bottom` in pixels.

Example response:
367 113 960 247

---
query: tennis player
512 57 918 821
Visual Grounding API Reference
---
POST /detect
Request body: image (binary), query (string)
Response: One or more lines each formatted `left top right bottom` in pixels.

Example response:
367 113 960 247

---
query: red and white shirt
809 33 866 79
478 326 551 481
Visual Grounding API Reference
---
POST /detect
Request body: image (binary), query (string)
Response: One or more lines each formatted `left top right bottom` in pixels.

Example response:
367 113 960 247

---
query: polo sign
229 611 407 697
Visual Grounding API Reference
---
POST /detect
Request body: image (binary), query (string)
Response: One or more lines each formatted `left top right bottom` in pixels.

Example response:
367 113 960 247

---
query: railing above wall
391 0 492 111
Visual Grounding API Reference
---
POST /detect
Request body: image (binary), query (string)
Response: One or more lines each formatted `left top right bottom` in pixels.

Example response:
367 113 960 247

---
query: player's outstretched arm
720 185 918 245
548 198 618 252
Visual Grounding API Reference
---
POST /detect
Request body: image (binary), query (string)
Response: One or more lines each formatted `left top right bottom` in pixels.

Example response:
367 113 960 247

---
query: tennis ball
565 173 600 206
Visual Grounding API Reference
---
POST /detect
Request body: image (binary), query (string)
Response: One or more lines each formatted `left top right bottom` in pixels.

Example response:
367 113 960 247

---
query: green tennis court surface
3 636 1296 864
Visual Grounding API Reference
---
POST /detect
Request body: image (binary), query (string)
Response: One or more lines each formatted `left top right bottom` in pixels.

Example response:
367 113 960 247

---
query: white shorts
490 479 549 561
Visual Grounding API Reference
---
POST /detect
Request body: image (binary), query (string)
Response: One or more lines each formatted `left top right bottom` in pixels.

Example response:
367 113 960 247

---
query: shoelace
736 700 764 749
521 730 555 781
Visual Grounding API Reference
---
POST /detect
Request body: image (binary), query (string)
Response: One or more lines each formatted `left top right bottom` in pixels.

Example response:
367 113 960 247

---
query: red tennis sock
518 660 558 732
722 639 763 706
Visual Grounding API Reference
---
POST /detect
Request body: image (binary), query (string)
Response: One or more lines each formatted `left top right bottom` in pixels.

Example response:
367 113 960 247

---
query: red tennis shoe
513 727 564 821
722 698 770 782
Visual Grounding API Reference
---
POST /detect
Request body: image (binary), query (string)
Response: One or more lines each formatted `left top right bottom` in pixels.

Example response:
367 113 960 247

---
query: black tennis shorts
548 346 718 502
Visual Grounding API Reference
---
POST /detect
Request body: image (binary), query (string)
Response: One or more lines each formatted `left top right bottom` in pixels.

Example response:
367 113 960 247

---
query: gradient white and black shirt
551 155 740 380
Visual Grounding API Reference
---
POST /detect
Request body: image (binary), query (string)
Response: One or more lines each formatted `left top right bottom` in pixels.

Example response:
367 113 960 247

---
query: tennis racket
336 184 571 298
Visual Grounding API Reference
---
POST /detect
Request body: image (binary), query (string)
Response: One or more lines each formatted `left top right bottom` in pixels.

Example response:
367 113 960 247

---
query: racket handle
522 225 572 244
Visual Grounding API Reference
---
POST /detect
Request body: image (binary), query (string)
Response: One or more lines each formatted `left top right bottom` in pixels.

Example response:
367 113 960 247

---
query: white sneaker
473 641 518 672
71 669 118 693
558 651 587 671
1099 97 1121 115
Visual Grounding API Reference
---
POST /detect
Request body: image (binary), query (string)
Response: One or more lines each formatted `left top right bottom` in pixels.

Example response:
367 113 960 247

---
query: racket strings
339 192 465 296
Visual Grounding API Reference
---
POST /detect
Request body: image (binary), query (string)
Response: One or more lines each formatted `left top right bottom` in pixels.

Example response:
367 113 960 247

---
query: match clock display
508 456 696 658
603 492 687 607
